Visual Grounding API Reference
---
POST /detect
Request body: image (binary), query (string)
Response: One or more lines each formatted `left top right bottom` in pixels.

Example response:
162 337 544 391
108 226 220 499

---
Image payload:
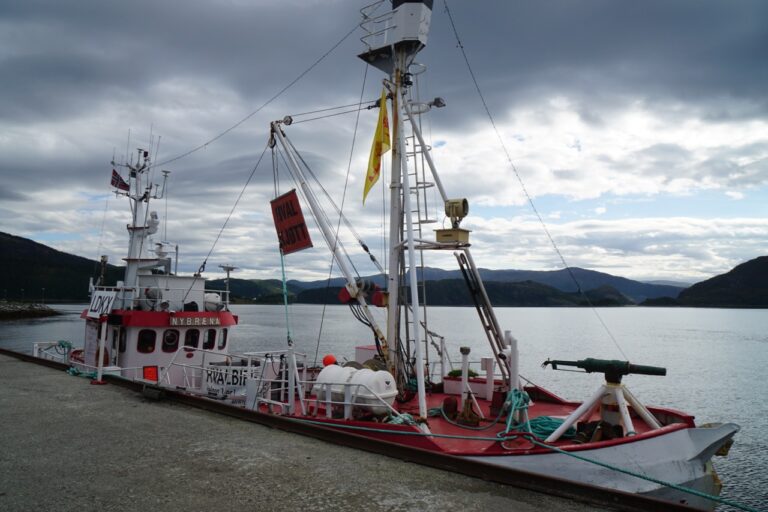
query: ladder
401 93 437 380
456 250 510 382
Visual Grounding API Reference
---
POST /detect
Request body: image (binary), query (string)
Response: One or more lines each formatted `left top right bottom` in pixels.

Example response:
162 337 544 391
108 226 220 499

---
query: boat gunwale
0 347 706 512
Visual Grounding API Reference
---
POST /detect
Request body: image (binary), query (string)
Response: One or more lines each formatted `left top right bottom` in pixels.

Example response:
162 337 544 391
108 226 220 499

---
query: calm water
2 304 766 509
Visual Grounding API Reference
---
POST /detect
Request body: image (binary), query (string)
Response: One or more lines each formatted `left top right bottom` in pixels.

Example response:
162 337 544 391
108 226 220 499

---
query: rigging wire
155 23 361 169
313 64 370 366
290 139 385 275
182 143 271 303
291 105 374 125
288 100 377 119
442 0 628 360
273 143 361 279
281 137 365 277
92 193 111 281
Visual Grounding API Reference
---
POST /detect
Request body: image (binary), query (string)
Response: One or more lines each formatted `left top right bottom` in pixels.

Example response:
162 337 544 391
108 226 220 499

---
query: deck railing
91 285 230 312
160 347 406 421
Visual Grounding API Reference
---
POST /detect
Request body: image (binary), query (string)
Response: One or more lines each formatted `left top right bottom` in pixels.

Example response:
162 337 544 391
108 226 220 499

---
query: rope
313 65 370 365
182 143 270 303
289 100 376 119
291 105 374 125
279 249 293 347
66 367 97 379
525 437 760 512
287 413 753 510
156 23 361 168
442 0 628 360
289 416 514 442
386 412 417 426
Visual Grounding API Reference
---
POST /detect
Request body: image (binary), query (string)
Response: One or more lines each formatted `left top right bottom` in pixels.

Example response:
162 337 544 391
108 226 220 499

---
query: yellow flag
363 88 391 204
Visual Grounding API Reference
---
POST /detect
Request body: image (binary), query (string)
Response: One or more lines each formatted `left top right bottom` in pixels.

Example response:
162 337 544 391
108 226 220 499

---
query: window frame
162 329 180 353
184 329 200 349
202 329 216 350
137 329 157 354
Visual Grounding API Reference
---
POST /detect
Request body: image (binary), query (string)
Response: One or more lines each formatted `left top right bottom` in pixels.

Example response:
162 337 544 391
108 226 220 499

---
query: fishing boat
255 3 739 509
34 148 238 388
32 1 740 510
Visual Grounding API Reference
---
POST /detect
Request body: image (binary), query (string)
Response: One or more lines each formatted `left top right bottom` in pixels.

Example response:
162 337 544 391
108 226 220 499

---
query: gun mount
542 358 666 384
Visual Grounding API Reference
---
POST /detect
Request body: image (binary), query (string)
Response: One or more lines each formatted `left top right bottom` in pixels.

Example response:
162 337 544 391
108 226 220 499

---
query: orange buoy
322 354 337 367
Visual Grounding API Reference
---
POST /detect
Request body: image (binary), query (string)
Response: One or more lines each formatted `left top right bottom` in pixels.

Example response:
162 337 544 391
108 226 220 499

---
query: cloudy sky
1 0 766 284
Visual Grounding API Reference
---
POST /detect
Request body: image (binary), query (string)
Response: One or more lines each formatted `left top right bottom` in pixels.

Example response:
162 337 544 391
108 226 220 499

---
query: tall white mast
115 148 170 306
360 0 434 418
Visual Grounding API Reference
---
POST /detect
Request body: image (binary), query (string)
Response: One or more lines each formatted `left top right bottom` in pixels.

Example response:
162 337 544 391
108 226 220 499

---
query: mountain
676 256 768 307
643 279 693 288
292 267 683 303
0 232 124 301
296 279 633 307
9 231 761 308
0 232 300 304
207 278 302 304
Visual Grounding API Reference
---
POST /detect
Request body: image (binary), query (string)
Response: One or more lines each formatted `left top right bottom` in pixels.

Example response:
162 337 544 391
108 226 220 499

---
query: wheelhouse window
162 329 180 353
137 330 156 354
203 329 216 350
184 329 200 349
218 328 228 350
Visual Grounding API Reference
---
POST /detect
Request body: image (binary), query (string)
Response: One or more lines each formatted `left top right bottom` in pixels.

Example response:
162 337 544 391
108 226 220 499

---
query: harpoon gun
542 358 666 384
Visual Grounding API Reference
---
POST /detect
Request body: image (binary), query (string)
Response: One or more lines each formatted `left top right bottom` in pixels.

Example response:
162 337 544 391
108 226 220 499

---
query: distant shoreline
0 301 61 321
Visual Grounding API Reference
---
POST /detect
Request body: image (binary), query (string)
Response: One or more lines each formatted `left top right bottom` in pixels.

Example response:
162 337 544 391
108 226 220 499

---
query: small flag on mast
110 169 130 191
363 88 391 204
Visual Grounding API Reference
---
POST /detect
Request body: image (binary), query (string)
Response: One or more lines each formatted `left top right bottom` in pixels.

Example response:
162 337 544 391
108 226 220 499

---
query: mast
385 65 403 377
112 148 171 306
360 0 434 418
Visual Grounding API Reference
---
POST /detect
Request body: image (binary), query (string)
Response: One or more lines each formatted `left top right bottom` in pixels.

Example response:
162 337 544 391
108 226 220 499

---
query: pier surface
0 354 608 512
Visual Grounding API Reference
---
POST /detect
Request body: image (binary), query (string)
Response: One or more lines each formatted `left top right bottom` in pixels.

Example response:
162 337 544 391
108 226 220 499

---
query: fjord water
2 304 765 509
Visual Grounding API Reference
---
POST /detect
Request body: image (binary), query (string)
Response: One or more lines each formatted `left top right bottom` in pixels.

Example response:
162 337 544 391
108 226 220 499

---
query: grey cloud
0 188 27 201
551 169 580 181
1 0 766 280
426 0 768 130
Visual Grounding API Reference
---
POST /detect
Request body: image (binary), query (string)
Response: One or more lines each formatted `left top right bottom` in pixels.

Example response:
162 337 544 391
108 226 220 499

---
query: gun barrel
544 358 666 382
627 363 666 376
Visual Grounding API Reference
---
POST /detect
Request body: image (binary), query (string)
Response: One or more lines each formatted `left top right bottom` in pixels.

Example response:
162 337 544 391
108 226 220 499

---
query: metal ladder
456 250 510 382
402 96 437 379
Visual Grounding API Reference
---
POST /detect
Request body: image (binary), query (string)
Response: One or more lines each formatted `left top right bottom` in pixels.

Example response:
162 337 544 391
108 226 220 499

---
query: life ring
69 347 109 366
70 349 84 364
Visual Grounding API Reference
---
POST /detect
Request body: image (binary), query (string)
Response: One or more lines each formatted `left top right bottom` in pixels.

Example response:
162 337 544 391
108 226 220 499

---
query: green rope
289 416 754 511
66 367 97 379
529 416 575 440
525 436 759 512
424 389 573 437
502 389 531 435
500 389 575 439
288 416 754 510
386 412 417 426
278 250 293 346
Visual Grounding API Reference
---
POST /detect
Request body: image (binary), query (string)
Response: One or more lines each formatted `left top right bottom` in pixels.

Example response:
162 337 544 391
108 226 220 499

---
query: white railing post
505 330 520 391
93 316 108 385
460 346 471 403
344 385 352 420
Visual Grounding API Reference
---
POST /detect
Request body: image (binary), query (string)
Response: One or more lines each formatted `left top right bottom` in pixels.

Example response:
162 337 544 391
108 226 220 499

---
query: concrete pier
0 354 607 512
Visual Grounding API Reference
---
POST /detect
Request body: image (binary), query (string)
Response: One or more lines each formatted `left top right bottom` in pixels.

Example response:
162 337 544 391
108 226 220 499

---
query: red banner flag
270 189 313 255
110 169 130 191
